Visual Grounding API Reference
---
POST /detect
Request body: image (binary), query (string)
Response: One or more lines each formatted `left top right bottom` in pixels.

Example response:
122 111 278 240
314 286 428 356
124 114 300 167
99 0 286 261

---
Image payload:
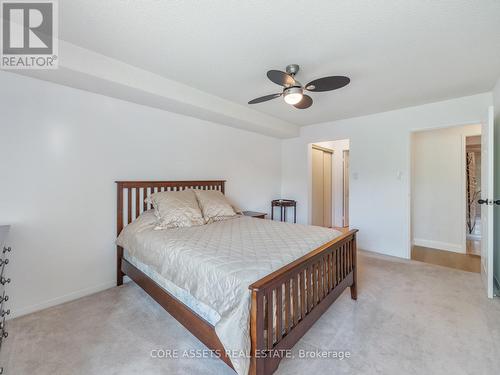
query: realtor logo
1 0 58 69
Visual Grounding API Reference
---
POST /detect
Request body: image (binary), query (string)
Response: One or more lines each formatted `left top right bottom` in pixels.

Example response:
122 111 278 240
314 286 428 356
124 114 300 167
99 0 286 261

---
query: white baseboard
10 280 116 320
466 233 481 241
413 238 465 254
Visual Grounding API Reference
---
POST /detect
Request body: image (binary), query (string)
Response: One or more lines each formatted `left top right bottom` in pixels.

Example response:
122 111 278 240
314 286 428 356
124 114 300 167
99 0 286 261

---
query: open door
479 106 495 298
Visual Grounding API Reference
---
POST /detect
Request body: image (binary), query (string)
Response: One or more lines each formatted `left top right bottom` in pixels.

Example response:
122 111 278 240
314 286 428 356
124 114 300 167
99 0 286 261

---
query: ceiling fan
248 64 350 109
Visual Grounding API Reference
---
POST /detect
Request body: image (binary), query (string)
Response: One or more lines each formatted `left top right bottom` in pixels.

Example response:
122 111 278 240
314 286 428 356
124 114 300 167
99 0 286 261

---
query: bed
116 180 358 375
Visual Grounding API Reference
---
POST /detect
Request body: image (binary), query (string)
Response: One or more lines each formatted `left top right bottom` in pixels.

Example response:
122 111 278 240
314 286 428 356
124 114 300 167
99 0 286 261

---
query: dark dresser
0 226 11 374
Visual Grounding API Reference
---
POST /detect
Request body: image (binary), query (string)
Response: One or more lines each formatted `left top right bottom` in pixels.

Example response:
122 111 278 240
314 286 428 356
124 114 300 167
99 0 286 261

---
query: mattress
117 211 341 375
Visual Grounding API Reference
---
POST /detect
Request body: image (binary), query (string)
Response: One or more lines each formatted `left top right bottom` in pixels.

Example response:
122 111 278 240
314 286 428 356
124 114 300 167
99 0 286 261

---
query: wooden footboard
249 229 358 375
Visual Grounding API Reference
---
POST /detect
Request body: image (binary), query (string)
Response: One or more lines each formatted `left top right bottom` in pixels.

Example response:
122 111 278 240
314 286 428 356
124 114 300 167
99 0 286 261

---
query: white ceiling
56 0 500 128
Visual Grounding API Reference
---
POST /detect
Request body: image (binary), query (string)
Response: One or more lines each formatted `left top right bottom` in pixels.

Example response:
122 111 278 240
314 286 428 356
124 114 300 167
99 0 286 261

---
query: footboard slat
292 276 299 327
341 244 345 279
338 246 341 280
284 280 291 334
344 244 348 276
300 271 306 319
266 291 274 349
312 263 318 307
319 260 324 301
276 286 283 342
308 265 313 311
249 230 358 375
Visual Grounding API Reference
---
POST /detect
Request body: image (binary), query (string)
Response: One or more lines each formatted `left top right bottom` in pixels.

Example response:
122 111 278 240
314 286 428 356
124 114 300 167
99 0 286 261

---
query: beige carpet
2 252 500 375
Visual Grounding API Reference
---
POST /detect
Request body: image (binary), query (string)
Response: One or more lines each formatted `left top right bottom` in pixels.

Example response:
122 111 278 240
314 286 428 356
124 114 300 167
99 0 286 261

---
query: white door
480 106 494 298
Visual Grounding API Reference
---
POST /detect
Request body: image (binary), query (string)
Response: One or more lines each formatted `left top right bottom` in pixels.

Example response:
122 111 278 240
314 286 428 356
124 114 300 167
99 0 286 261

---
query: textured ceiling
59 0 500 126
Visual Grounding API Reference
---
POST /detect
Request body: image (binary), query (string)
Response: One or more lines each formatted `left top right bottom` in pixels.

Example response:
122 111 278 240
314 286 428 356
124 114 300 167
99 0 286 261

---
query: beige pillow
146 190 205 229
194 190 238 222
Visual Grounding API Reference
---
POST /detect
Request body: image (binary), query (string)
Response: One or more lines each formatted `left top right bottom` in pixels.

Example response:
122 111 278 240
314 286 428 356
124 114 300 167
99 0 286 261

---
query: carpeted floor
2 251 500 375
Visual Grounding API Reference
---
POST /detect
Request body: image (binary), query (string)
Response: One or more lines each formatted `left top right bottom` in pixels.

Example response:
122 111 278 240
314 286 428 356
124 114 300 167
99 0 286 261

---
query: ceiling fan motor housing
286 64 300 76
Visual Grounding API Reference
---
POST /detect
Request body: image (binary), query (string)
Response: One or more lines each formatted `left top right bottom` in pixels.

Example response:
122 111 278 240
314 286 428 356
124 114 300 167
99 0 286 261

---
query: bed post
350 234 357 300
249 289 265 375
116 182 124 286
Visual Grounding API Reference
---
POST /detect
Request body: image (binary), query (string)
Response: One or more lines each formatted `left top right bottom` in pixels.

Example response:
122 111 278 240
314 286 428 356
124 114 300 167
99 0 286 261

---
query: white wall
281 93 493 258
312 140 349 227
0 72 282 318
411 124 481 253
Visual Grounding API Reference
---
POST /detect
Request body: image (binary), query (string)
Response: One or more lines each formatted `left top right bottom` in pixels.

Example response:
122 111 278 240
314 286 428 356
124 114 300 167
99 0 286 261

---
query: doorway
410 124 482 273
311 144 333 227
310 139 350 229
465 135 481 256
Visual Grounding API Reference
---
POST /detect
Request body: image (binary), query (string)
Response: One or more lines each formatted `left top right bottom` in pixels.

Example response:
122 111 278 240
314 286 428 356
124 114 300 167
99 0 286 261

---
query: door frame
343 150 350 227
464 134 483 246
481 106 494 298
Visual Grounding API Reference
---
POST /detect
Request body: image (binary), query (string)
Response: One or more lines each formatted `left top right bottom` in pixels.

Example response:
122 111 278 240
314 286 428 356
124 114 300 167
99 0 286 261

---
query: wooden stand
271 199 297 223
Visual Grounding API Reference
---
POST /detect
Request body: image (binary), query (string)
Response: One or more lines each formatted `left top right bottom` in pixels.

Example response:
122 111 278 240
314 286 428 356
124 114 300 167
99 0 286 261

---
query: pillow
194 190 238 222
116 210 157 247
146 190 205 229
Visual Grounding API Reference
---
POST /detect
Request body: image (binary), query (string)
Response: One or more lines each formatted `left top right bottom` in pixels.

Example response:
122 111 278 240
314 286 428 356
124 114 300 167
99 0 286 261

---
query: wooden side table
271 199 297 223
242 211 266 219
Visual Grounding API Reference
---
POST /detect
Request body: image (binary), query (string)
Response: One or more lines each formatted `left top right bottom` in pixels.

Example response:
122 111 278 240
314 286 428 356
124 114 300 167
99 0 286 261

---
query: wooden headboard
115 180 226 286
115 180 226 236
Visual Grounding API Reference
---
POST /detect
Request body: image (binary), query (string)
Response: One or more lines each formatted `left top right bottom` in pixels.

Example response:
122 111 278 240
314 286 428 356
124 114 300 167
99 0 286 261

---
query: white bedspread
117 211 341 375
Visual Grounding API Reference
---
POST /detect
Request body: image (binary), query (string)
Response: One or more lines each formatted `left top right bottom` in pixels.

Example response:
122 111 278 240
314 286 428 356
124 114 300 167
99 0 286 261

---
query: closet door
312 147 325 226
312 145 333 227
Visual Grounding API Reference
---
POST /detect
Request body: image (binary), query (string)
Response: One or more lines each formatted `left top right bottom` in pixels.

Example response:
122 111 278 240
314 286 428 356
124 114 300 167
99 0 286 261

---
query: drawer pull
0 310 9 318
0 295 8 303
2 330 7 338
0 277 10 286
0 259 8 267
2 247 11 254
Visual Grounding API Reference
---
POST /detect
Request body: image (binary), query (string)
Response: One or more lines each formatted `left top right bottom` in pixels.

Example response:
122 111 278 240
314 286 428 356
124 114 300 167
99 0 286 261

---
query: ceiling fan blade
293 94 313 109
305 76 350 92
267 70 296 87
248 93 282 104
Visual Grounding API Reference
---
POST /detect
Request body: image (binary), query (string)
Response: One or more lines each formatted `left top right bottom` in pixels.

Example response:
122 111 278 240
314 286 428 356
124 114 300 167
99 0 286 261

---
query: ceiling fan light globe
283 87 303 105
284 93 303 105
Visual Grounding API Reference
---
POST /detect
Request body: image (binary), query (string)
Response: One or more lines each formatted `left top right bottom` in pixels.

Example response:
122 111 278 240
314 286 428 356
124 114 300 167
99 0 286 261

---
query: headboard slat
127 187 132 224
142 188 147 212
135 188 140 219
